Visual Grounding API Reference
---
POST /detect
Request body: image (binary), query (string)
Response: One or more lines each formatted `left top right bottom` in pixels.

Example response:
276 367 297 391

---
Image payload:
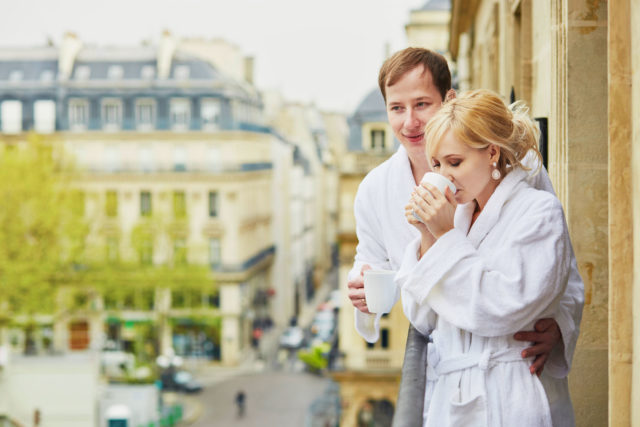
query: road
188 370 333 427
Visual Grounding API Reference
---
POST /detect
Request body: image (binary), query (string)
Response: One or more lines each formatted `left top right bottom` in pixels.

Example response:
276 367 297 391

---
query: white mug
412 172 457 223
363 269 397 314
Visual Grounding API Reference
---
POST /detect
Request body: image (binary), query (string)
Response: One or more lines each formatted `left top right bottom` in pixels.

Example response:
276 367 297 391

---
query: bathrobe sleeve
523 153 585 378
349 176 396 343
396 194 570 339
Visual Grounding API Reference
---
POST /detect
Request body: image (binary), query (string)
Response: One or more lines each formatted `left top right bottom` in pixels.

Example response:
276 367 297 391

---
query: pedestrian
346 47 584 426
235 390 246 418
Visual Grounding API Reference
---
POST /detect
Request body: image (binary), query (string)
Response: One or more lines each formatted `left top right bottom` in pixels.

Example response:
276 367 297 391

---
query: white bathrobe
349 146 583 426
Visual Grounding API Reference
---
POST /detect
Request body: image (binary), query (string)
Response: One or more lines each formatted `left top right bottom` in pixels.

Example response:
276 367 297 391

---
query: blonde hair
424 89 542 177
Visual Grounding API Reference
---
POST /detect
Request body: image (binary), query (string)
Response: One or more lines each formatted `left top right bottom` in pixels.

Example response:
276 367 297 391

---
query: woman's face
429 130 499 207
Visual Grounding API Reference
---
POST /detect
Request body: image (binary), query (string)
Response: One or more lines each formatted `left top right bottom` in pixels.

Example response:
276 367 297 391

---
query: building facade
449 0 640 425
0 32 338 371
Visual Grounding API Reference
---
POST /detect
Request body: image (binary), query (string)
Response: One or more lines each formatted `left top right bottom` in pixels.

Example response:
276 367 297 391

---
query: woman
396 89 578 426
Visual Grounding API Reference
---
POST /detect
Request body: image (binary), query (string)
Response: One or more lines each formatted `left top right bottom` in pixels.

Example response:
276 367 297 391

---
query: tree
0 134 85 316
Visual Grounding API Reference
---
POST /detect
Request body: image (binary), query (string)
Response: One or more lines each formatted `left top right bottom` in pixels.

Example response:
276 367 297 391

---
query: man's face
385 65 444 162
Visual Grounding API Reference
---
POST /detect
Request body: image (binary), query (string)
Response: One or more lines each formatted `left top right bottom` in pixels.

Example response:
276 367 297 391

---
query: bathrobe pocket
448 391 487 427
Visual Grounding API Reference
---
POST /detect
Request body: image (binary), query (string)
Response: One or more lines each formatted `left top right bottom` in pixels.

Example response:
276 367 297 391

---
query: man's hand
348 265 372 313
513 318 562 376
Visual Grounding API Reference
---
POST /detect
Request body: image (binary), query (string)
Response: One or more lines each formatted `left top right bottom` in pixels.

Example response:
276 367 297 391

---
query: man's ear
444 89 457 103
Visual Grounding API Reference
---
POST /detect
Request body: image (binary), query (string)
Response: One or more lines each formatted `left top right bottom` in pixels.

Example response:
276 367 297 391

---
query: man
347 47 583 424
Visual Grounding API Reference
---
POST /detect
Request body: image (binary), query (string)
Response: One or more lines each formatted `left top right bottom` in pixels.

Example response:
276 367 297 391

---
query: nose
439 165 454 182
404 109 421 129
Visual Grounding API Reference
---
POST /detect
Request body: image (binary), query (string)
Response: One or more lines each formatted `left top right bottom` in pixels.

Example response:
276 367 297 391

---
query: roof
352 88 386 117
418 0 451 11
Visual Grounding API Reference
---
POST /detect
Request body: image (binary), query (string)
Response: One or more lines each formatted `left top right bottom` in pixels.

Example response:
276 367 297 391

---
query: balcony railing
391 325 428 427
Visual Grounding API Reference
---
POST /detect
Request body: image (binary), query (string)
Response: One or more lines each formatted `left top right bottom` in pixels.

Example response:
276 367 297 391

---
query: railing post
392 325 428 427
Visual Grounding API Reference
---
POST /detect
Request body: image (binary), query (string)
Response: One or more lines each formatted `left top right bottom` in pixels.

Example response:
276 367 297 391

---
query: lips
404 132 424 144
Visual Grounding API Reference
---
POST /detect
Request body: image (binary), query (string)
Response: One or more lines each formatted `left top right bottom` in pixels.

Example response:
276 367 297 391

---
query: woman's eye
450 161 461 167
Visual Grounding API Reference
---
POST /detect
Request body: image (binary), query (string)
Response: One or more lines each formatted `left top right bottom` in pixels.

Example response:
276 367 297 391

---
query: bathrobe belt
434 347 525 376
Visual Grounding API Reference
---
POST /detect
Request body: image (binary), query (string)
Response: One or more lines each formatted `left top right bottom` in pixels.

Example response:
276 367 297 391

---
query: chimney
58 32 83 80
244 56 254 85
157 30 177 79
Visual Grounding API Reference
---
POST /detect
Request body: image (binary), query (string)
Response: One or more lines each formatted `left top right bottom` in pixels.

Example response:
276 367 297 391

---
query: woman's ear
488 144 500 163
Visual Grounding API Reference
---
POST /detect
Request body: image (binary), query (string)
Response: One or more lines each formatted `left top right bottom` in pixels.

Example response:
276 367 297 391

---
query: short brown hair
378 47 451 103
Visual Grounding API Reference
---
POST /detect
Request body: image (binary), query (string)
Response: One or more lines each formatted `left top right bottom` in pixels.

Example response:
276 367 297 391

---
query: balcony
391 326 428 427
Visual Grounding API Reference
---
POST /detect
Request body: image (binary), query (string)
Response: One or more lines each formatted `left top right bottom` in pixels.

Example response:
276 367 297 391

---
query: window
1 100 22 134
105 146 120 172
207 147 222 172
138 146 154 172
380 328 389 349
140 238 153 265
206 290 220 308
75 65 90 80
34 100 56 133
107 65 124 79
201 98 221 131
170 98 190 131
173 191 187 218
105 190 118 217
173 239 187 265
366 328 390 349
175 65 190 80
9 70 23 82
173 146 187 171
208 191 219 217
140 191 152 216
371 129 386 150
141 65 155 80
68 98 89 131
135 98 155 131
40 70 54 82
71 190 85 216
101 98 122 131
106 236 119 263
209 238 221 269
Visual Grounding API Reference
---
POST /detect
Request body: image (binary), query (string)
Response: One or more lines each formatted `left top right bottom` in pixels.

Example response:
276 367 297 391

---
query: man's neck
408 155 430 185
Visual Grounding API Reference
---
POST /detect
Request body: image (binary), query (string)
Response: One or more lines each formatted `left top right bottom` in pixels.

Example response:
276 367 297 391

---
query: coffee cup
363 269 397 314
412 172 457 223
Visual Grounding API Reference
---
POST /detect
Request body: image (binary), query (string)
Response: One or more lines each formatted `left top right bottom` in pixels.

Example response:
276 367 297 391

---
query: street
188 371 333 427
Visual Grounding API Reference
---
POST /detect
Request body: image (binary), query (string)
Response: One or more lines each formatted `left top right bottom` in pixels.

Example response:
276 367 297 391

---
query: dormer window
363 123 391 152
371 130 386 150
141 65 155 79
40 70 54 82
75 66 91 80
9 70 23 82
175 65 190 80
108 65 124 79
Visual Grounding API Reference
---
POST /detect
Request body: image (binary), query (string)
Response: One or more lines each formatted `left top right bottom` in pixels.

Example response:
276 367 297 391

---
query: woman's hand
410 184 457 239
405 197 437 258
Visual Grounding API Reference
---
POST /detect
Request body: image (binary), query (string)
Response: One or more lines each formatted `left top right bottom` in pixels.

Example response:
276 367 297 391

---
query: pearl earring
491 162 501 180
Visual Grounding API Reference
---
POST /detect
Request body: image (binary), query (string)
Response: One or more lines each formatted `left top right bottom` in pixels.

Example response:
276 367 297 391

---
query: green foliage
0 134 86 315
0 134 213 319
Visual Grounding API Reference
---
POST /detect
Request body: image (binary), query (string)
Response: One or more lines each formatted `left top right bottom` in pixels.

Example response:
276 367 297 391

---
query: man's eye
417 102 431 108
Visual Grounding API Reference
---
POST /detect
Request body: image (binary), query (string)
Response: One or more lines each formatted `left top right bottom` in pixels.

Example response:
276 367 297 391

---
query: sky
0 0 430 114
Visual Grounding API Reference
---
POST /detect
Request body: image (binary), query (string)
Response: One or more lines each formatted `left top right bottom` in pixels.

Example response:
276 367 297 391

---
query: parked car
160 369 203 393
279 326 305 349
310 310 336 343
